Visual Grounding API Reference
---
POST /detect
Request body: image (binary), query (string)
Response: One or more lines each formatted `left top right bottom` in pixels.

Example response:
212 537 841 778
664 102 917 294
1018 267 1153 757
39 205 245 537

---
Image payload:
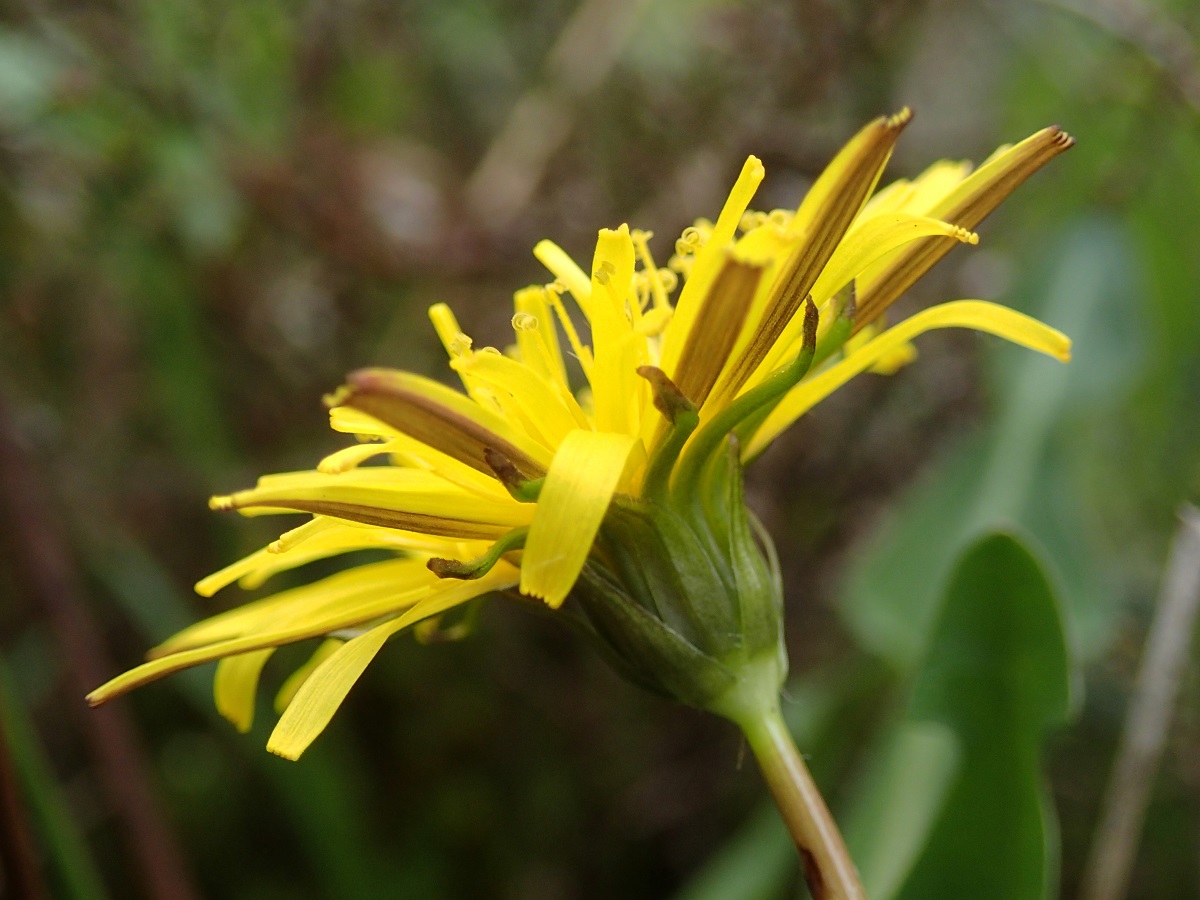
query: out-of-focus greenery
0 1 1198 897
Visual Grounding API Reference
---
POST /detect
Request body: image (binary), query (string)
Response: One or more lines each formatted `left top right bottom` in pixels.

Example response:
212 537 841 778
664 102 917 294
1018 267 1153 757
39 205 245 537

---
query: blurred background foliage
1 0 1199 897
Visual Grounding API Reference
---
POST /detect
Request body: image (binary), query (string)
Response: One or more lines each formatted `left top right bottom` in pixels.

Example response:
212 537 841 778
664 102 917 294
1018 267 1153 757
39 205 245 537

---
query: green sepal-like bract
562 432 786 718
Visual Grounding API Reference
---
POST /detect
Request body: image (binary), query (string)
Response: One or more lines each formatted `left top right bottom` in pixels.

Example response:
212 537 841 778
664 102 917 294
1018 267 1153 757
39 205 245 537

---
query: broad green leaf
893 531 1073 900
673 806 793 900
841 721 959 900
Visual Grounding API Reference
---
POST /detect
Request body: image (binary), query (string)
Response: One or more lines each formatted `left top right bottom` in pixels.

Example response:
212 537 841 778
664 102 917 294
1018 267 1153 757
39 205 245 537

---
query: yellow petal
856 127 1074 327
894 159 975 215
593 328 649 438
328 406 397 439
266 567 517 759
332 368 553 477
316 441 396 474
92 559 446 701
931 127 1074 227
791 109 911 236
520 430 639 608
860 160 973 220
265 619 407 759
542 283 595 383
427 303 478 396
274 638 344 715
747 300 1071 456
211 467 533 539
451 350 587 449
214 649 274 733
810 214 977 307
748 215 977 388
588 226 648 435
194 518 461 600
513 287 568 387
533 240 592 318
670 256 765 407
590 226 636 325
379 430 519 501
868 340 918 375
660 156 765 376
710 110 912 406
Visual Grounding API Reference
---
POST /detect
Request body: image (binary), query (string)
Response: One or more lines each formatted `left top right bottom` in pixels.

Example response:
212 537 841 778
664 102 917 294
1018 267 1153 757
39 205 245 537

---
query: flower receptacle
560 430 789 720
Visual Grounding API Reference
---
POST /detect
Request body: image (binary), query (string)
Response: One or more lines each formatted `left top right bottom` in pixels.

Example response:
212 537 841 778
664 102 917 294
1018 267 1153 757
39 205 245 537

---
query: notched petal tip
266 743 301 762
209 495 235 511
886 106 914 129
1048 126 1076 150
518 583 557 608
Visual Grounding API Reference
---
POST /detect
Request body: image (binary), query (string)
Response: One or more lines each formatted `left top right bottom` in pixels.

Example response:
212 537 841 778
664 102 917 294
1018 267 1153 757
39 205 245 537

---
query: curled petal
747 299 1071 457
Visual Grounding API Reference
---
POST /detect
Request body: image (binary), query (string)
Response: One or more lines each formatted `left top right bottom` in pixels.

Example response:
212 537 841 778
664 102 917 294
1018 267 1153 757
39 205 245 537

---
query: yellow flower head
89 111 1073 759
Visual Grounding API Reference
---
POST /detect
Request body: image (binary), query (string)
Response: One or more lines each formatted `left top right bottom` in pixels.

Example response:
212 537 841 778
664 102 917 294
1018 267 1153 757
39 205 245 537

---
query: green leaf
673 805 793 900
891 531 1073 900
841 721 959 900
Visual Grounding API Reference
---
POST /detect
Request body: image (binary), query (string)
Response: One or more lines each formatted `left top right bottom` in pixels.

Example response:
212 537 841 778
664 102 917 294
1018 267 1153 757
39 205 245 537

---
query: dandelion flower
89 111 1073 771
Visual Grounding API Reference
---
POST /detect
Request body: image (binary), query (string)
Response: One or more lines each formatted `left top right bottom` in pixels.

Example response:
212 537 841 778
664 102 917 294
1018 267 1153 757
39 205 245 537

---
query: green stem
741 705 865 900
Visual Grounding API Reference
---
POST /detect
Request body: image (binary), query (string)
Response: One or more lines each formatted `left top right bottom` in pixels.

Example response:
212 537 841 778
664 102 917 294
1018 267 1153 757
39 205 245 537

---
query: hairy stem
741 706 865 900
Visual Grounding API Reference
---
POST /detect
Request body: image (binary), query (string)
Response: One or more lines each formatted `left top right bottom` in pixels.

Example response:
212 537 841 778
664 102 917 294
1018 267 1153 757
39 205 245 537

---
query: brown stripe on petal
671 256 764 407
335 369 547 479
226 499 511 539
711 110 912 405
854 126 1074 332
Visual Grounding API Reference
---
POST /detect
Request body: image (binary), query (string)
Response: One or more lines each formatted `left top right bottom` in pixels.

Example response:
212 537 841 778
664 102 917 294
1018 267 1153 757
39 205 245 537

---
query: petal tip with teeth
887 107 914 129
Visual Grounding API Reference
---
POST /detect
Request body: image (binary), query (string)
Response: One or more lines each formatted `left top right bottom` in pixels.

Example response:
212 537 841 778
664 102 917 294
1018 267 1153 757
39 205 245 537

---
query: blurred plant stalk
1081 506 1200 900
740 706 865 899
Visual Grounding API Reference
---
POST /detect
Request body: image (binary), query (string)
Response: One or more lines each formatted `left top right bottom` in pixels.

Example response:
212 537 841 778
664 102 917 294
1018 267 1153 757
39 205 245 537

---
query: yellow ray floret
274 638 344 714
747 300 1072 457
267 564 518 760
211 468 534 539
521 430 641 607
215 649 274 733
